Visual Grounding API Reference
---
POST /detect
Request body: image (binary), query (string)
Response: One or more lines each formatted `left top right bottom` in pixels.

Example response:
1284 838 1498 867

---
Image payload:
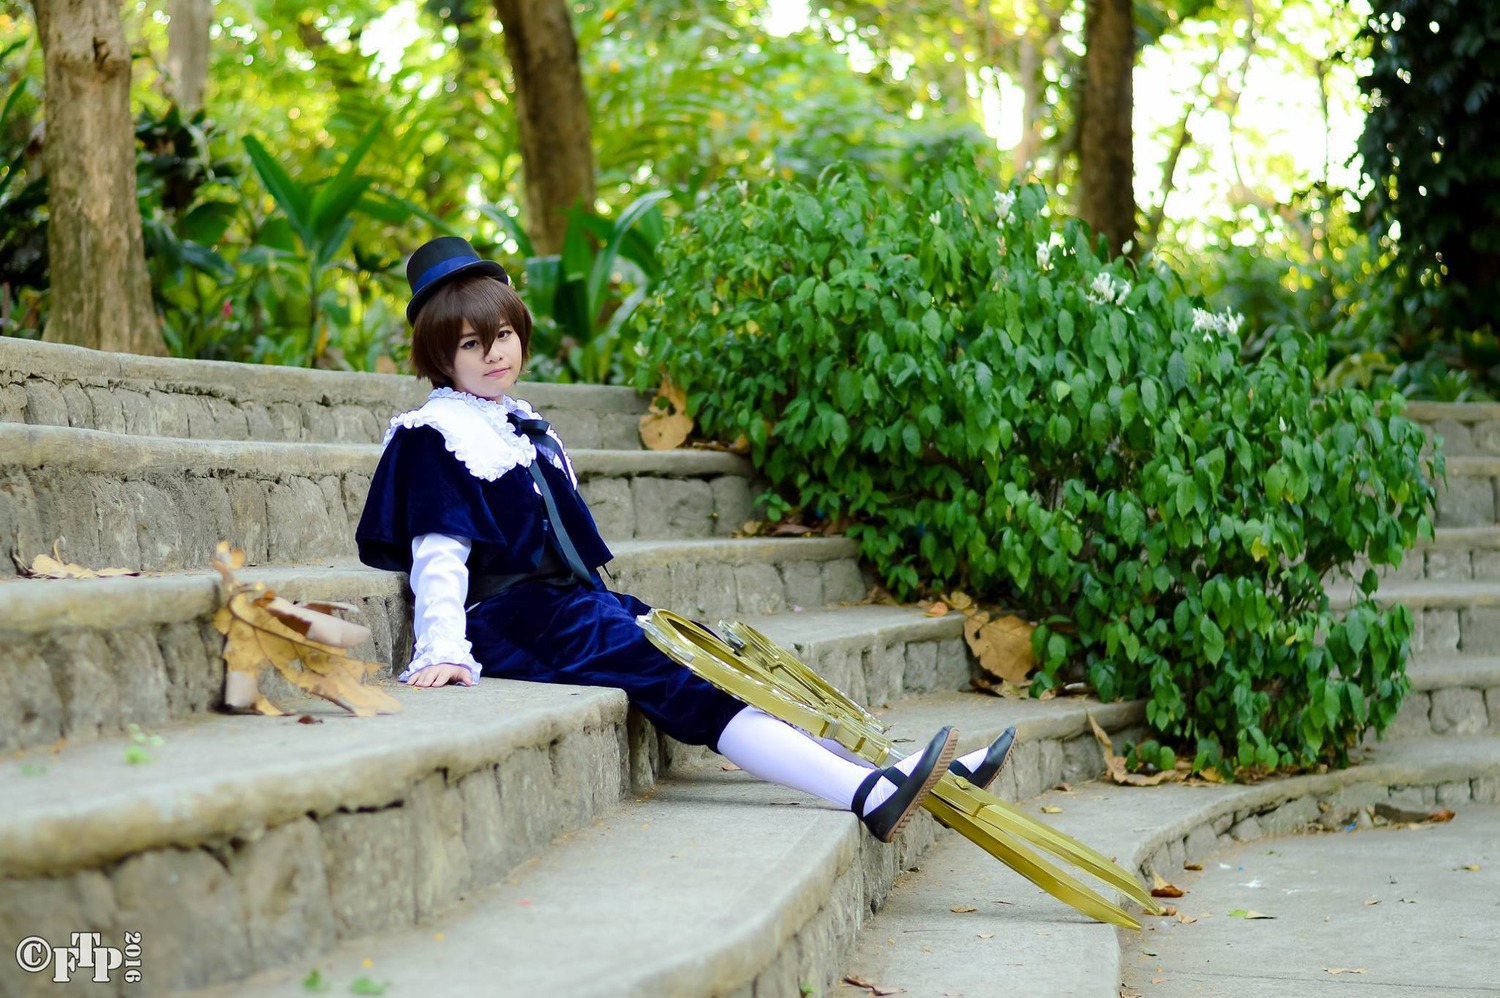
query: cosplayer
355 237 1017 843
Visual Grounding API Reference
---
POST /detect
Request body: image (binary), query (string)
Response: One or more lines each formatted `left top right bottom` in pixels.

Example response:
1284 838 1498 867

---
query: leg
717 707 958 843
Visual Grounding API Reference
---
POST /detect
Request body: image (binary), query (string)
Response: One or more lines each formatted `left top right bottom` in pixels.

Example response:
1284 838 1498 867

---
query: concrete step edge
1330 577 1500 609
1406 654 1500 692
0 337 649 413
1439 455 1500 475
0 422 750 478
0 541 862 635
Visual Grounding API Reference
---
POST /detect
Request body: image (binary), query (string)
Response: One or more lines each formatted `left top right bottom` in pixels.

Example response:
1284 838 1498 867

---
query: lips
485 369 511 378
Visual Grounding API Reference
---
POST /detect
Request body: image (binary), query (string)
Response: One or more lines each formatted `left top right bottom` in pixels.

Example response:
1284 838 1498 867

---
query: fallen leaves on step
841 975 906 996
1324 968 1366 975
1227 909 1274 919
950 904 977 913
1149 871 1186 899
1371 803 1457 828
1088 714 1184 787
17 542 138 579
1041 805 1063 814
211 542 400 717
639 377 693 450
955 599 1035 686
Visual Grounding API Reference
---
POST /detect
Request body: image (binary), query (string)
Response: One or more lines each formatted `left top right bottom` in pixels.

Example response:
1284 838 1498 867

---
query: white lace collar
383 388 575 483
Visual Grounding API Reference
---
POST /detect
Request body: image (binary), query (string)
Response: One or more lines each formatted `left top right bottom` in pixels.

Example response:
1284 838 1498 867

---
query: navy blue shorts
466 580 745 749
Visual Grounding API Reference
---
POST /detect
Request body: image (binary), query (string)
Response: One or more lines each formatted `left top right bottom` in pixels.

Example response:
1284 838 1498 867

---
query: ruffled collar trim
383 388 575 483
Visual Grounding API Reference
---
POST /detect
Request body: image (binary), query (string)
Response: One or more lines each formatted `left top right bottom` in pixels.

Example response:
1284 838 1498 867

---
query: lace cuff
405 532 483 685
400 637 482 684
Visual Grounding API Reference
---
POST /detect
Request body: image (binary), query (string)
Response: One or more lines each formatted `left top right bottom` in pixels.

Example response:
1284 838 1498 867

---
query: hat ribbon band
413 255 478 295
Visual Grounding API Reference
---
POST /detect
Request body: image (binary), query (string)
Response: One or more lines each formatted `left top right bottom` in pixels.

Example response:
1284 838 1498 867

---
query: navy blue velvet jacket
355 423 613 580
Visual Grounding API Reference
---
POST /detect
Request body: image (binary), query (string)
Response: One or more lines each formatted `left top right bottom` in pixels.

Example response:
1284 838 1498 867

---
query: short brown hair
409 275 533 387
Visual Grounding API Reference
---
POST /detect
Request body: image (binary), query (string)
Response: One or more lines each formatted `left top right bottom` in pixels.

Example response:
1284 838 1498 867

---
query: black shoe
853 726 959 843
950 726 1017 792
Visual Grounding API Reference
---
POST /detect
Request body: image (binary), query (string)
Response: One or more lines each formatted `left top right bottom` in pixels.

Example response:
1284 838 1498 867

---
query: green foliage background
1357 0 1500 383
640 154 1441 773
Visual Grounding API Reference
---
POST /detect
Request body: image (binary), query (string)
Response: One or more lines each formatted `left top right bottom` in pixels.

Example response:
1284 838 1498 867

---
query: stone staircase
1 339 1495 997
0 339 1134 997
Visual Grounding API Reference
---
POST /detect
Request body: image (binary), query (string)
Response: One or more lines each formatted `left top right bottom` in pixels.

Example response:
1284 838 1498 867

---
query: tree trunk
33 0 163 354
1078 0 1136 257
166 0 212 112
493 0 596 256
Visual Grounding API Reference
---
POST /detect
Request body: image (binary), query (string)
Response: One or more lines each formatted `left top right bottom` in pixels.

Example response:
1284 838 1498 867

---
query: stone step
1434 455 1500 527
173 693 1143 997
1328 577 1500 655
0 423 758 576
0 336 649 448
840 734 1500 998
0 540 869 753
1407 401 1500 456
1337 525 1500 586
1382 655 1500 740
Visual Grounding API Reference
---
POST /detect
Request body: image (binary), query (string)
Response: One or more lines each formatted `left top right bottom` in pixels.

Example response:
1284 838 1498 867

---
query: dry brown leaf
842 976 907 996
1462 864 1481 872
924 601 950 617
1087 714 1184 787
1150 871 1186 899
1184 862 1204 871
1228 909 1274 919
1176 913 1197 924
950 904 978 913
1364 898 1380 906
944 591 975 612
262 596 372 649
771 522 815 536
1428 809 1457 823
976 932 994 939
1324 968 1366 975
1041 805 1063 814
639 377 693 450
211 543 400 717
963 611 1035 685
20 542 139 580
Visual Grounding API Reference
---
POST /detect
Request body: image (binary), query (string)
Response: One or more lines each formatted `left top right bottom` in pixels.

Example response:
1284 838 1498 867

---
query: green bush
639 155 1442 773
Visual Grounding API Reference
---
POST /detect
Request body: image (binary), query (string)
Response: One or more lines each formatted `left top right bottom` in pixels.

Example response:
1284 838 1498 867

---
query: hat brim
406 259 510 325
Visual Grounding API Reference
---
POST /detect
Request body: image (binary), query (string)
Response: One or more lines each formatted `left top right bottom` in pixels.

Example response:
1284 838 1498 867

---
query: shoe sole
876 727 960 843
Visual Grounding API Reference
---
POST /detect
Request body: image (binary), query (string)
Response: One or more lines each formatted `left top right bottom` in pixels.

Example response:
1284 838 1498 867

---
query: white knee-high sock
718 707 897 813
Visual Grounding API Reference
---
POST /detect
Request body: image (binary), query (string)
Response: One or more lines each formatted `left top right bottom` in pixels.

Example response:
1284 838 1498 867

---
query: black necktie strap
508 412 593 586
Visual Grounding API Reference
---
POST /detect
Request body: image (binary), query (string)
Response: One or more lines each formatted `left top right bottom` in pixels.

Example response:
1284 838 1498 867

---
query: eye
496 327 513 340
458 337 479 350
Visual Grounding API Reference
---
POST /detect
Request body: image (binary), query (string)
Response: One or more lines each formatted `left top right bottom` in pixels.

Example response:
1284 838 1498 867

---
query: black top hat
405 236 511 325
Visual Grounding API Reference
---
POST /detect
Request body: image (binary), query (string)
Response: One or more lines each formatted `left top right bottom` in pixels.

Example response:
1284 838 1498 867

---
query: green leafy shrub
639 155 1442 772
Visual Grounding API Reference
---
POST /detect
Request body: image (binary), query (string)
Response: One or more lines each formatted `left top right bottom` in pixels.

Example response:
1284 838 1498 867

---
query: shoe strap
851 765 904 816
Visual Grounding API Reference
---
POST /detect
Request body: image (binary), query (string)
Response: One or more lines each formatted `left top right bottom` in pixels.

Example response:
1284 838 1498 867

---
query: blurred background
3 0 1496 397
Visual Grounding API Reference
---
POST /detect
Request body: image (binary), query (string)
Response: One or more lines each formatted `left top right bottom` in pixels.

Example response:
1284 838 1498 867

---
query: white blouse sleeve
404 533 483 685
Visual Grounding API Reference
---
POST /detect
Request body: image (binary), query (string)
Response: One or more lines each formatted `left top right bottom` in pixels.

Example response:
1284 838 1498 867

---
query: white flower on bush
1085 271 1131 307
1191 307 1245 340
994 190 1017 221
1036 242 1052 270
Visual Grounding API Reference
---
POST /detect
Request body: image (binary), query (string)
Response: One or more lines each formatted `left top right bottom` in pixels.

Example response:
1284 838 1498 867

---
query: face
450 319 523 400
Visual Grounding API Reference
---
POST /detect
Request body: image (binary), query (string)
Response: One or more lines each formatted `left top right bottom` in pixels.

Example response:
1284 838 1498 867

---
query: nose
484 339 504 363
